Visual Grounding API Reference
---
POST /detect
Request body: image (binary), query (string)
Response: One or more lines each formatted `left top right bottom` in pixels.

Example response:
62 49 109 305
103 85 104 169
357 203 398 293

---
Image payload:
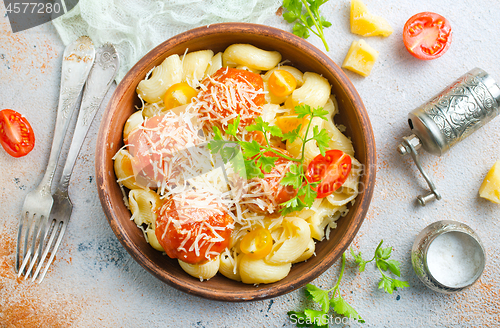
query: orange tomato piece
240 228 273 259
163 82 198 110
268 70 297 97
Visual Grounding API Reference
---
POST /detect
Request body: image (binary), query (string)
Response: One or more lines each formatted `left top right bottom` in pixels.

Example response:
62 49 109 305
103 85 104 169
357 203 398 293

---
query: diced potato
350 0 393 37
342 40 379 77
479 161 500 204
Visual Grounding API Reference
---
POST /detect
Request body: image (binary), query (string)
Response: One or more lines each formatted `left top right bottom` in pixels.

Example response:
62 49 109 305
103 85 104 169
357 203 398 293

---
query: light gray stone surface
1 1 499 327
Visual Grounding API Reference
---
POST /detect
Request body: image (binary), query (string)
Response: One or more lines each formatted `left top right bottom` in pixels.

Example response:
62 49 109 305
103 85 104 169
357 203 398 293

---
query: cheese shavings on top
193 67 266 139
155 189 234 263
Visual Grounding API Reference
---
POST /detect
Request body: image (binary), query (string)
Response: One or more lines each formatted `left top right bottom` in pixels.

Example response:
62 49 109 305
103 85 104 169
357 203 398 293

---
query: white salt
426 231 484 288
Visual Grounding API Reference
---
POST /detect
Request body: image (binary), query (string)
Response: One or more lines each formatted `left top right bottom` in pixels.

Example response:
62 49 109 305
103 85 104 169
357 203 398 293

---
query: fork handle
37 37 95 194
56 44 119 192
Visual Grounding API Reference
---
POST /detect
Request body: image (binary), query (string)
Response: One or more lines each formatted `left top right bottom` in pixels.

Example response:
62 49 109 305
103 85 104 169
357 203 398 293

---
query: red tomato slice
403 12 452 60
305 149 351 198
0 109 35 157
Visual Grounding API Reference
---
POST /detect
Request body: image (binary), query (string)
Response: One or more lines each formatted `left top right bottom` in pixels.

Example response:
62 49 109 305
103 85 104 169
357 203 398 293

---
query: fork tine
25 215 51 277
33 219 67 283
15 211 29 272
17 212 37 276
18 213 46 277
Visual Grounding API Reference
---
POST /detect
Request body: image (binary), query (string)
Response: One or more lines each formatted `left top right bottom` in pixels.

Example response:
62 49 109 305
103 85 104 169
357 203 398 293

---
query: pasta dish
113 44 362 284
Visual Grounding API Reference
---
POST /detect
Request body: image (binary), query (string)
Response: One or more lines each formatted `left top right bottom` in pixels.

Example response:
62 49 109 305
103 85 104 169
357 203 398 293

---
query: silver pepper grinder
398 68 500 205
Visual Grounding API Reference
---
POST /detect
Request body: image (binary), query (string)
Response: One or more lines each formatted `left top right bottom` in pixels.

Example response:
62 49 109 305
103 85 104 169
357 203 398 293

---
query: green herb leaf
385 259 401 277
294 104 313 118
312 125 329 156
377 245 393 260
303 309 328 327
281 172 302 189
257 155 278 173
282 124 302 143
392 278 411 289
226 116 240 137
305 284 330 312
351 240 410 295
378 274 396 294
282 0 331 51
244 159 264 179
331 296 365 323
312 106 329 119
239 140 262 159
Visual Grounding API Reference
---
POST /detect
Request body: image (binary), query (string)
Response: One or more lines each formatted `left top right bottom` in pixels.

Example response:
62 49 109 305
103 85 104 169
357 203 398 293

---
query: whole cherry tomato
305 149 351 198
0 109 35 157
240 227 273 259
403 12 452 60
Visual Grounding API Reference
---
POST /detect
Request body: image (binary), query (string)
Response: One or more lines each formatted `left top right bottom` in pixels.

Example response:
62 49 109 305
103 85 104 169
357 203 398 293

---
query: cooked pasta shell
239 255 291 284
113 149 139 190
235 65 261 74
146 227 164 252
204 52 223 77
265 217 311 265
179 256 220 281
286 72 331 109
306 199 343 241
136 54 183 103
123 110 144 143
323 117 355 156
128 189 161 226
219 249 242 282
181 50 214 87
261 103 281 124
324 95 338 118
223 44 282 70
292 238 316 263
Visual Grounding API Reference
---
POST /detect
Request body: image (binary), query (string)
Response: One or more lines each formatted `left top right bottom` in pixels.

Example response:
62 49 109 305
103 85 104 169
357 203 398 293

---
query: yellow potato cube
350 0 393 37
479 161 500 204
342 40 379 77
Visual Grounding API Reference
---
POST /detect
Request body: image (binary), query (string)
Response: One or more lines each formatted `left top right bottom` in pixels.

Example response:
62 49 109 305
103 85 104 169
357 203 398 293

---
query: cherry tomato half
0 109 35 157
305 149 351 198
403 12 452 60
268 70 297 97
240 227 273 259
163 82 198 110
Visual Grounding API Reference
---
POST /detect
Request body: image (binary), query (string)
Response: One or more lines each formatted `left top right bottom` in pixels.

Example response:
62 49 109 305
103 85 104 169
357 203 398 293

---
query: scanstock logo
3 0 79 33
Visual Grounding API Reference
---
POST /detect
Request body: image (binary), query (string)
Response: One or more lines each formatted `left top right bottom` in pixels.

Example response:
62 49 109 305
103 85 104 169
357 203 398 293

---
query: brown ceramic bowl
96 23 376 302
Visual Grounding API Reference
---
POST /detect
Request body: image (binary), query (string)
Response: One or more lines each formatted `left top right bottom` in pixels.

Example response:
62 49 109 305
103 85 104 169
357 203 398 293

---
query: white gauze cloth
53 0 282 82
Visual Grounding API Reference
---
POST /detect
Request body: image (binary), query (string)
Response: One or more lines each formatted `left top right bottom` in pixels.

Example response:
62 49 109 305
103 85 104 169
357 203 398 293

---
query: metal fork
29 44 119 283
16 36 95 276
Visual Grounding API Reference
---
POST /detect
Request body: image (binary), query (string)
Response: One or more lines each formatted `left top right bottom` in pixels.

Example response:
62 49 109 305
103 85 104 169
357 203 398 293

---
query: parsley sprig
288 253 364 327
209 104 330 215
283 0 332 51
350 240 410 294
